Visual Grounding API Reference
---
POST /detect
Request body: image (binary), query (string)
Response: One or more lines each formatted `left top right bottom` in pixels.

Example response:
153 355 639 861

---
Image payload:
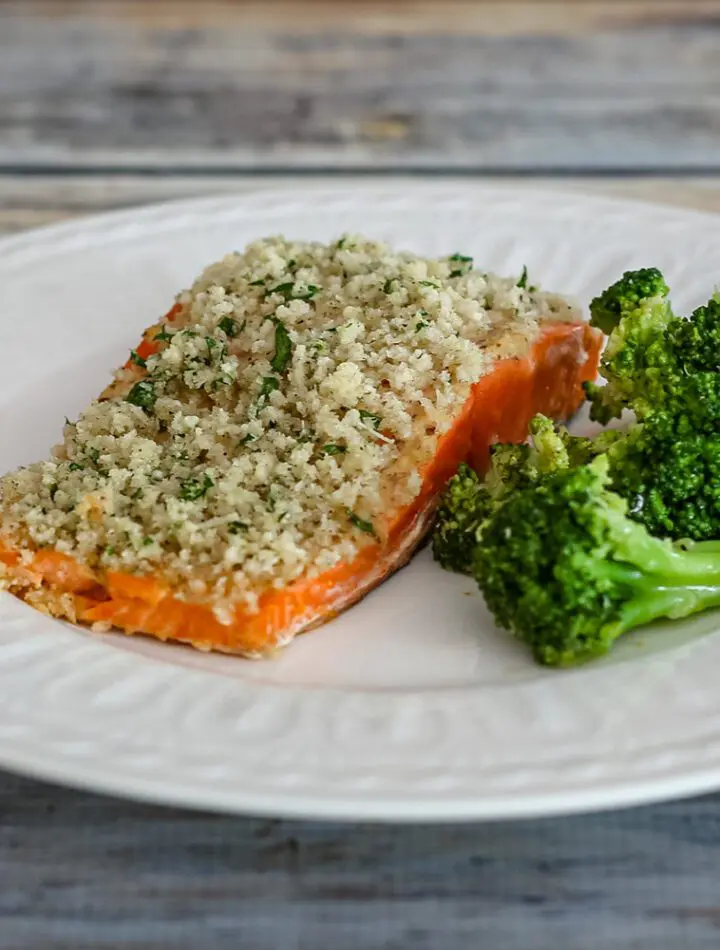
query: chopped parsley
154 329 174 342
336 236 347 250
448 253 473 278
267 282 295 300
126 380 157 410
267 282 319 302
383 278 396 294
142 537 154 547
322 444 346 456
271 321 293 374
347 510 376 536
359 410 381 429
179 473 214 501
67 462 84 472
249 278 266 287
218 316 239 338
228 520 248 534
416 320 429 331
419 280 440 289
129 349 147 368
258 376 280 402
517 265 529 289
239 433 257 446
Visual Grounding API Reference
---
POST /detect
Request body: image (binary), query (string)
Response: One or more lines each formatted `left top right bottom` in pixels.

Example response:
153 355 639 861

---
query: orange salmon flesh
0 321 602 656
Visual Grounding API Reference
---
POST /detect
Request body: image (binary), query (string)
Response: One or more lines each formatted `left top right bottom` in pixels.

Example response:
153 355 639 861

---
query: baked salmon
0 236 602 656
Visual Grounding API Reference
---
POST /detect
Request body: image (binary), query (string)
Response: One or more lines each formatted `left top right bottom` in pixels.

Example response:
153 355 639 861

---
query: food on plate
435 267 720 665
476 457 720 667
433 415 587 574
0 236 601 655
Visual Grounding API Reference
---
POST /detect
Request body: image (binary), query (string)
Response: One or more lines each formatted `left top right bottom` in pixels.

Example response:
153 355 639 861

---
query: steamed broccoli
602 418 720 542
474 458 720 666
432 464 491 574
586 269 720 431
432 416 588 572
584 267 673 424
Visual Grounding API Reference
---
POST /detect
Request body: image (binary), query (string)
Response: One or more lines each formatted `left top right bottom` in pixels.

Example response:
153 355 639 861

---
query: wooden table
3 3 720 947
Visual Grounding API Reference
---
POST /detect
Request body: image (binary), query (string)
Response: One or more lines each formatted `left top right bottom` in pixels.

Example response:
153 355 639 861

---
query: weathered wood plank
3 173 720 235
0 769 719 950
2 1 720 171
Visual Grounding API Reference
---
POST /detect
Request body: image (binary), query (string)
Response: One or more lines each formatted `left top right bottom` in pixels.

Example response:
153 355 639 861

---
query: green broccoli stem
608 584 720 641
607 515 720 582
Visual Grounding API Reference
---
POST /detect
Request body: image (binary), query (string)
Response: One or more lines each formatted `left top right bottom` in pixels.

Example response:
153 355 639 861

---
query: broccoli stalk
474 458 720 666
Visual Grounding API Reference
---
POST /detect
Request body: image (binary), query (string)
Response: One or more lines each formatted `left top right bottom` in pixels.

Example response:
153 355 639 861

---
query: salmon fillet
0 236 602 656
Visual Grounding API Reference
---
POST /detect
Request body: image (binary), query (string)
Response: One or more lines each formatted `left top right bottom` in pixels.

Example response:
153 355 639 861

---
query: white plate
2 184 720 821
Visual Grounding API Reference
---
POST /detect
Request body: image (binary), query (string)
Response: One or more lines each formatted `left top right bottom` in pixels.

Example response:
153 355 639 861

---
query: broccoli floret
433 415 594 573
474 458 720 667
585 268 673 425
603 417 720 542
589 267 669 336
586 271 720 431
432 464 493 574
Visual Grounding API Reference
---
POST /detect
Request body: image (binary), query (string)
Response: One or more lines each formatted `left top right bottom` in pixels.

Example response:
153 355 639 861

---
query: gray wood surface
5 2 720 948
3 1 720 172
0 771 719 950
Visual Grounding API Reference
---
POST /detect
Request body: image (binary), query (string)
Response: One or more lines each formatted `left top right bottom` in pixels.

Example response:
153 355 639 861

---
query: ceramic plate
2 184 720 821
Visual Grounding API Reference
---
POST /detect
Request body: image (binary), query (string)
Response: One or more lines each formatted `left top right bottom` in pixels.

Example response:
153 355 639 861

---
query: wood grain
2 1 720 171
0 770 719 950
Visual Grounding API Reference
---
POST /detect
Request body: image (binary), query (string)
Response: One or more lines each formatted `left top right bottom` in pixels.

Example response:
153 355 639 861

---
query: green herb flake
449 253 473 264
268 282 296 300
239 433 257 446
271 322 293 374
336 236 347 250
228 520 248 535
105 546 116 557
517 265 529 289
359 410 382 429
68 462 84 472
347 510 376 536
129 349 147 368
383 278 395 294
154 329 174 342
322 444 346 456
249 277 266 287
179 473 214 502
142 537 154 547
258 376 280 402
419 280 440 289
126 380 157 411
218 316 239 338
416 321 429 331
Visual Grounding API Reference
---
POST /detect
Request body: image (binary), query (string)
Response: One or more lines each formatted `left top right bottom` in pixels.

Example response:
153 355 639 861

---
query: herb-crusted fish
0 236 602 655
